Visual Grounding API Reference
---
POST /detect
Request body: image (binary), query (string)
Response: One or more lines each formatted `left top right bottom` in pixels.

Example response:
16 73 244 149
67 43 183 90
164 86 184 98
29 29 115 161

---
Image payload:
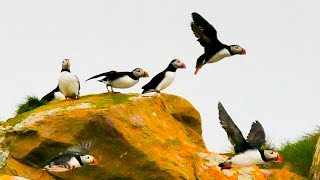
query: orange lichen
0 93 303 179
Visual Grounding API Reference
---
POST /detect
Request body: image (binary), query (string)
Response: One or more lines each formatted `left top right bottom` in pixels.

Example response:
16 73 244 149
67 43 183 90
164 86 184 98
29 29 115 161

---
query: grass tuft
268 129 320 177
16 96 47 115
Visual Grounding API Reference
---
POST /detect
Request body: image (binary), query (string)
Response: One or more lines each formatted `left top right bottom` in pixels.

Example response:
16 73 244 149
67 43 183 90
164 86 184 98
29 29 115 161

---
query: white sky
0 1 319 152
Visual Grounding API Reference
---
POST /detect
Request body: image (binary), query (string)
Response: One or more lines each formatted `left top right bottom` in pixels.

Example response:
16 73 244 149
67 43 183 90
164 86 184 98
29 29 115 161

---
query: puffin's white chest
207 48 231 63
106 75 138 88
231 149 265 166
59 72 80 97
156 71 175 91
68 156 82 169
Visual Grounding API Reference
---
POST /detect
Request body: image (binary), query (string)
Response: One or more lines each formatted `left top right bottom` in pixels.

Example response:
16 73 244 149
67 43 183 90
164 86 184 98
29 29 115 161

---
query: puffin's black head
230 45 246 55
80 154 99 165
62 59 71 71
170 59 186 69
132 68 149 78
263 149 283 163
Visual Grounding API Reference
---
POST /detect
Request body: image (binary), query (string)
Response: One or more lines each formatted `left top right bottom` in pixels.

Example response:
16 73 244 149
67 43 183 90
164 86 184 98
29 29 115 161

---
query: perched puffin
58 59 80 99
142 59 186 94
190 12 246 75
86 68 149 93
217 102 283 169
43 141 98 172
41 86 65 102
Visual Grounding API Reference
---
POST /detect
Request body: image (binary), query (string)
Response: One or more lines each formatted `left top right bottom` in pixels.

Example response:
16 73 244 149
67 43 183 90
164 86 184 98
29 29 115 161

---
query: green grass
269 129 320 177
16 96 47 115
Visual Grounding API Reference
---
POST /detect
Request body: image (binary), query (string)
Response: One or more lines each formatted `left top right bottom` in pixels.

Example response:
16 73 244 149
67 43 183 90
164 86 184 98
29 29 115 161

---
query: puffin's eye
270 152 274 154
235 46 238 49
87 156 90 159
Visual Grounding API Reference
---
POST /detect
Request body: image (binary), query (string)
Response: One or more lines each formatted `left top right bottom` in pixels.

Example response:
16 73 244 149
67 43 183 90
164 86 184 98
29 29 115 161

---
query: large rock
0 93 301 179
310 136 320 180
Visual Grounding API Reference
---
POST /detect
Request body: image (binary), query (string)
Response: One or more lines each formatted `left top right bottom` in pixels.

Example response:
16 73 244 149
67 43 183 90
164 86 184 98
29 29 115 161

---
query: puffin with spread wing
191 12 246 75
217 102 282 169
43 141 99 172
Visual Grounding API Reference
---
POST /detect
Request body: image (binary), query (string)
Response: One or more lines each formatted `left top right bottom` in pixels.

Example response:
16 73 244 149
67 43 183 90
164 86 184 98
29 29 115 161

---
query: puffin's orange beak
276 153 283 163
144 71 149 77
241 49 246 55
91 158 99 165
194 65 202 75
180 63 186 69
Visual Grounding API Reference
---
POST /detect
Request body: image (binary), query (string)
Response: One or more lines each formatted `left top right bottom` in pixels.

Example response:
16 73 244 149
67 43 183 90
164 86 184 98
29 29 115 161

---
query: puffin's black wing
86 71 128 82
41 86 60 102
47 151 80 165
191 12 222 47
104 71 130 81
67 141 92 155
246 121 266 149
86 71 117 82
218 102 251 153
75 75 81 91
86 72 108 81
142 71 166 93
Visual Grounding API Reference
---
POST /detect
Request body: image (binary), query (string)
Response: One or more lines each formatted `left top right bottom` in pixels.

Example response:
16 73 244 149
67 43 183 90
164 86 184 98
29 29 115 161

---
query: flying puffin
142 59 186 94
43 141 98 172
217 102 283 169
41 86 65 102
58 59 80 99
86 68 149 93
190 12 246 75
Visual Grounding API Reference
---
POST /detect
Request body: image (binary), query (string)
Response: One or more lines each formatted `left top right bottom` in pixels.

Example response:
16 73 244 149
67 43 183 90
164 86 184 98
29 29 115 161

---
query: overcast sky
1 1 319 152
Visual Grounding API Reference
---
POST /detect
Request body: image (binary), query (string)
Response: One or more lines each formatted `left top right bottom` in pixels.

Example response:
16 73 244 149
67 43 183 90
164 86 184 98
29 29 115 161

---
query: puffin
190 12 246 75
43 141 98 172
217 102 283 169
58 59 80 99
41 86 65 102
142 59 186 94
86 68 149 93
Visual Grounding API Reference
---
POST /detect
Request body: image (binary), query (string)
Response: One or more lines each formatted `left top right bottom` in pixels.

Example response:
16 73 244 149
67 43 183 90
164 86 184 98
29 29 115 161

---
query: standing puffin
43 141 98 172
217 102 283 169
142 59 186 94
86 68 149 93
58 59 80 99
190 12 246 75
41 86 65 102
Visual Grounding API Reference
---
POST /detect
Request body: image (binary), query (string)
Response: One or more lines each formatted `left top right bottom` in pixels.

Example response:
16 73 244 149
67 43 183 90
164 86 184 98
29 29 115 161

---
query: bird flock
34 12 283 173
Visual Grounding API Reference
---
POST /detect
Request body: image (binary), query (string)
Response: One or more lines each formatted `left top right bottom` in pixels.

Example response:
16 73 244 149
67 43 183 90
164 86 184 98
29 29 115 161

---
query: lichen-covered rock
310 136 320 180
0 93 301 179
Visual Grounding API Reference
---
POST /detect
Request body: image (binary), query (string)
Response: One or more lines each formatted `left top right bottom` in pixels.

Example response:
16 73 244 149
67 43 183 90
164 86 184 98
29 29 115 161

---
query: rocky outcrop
0 93 301 179
310 136 320 180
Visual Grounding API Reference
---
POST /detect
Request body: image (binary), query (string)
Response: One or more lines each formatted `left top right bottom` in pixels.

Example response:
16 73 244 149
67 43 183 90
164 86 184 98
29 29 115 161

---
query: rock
310 136 320 180
0 93 301 179
0 175 31 180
